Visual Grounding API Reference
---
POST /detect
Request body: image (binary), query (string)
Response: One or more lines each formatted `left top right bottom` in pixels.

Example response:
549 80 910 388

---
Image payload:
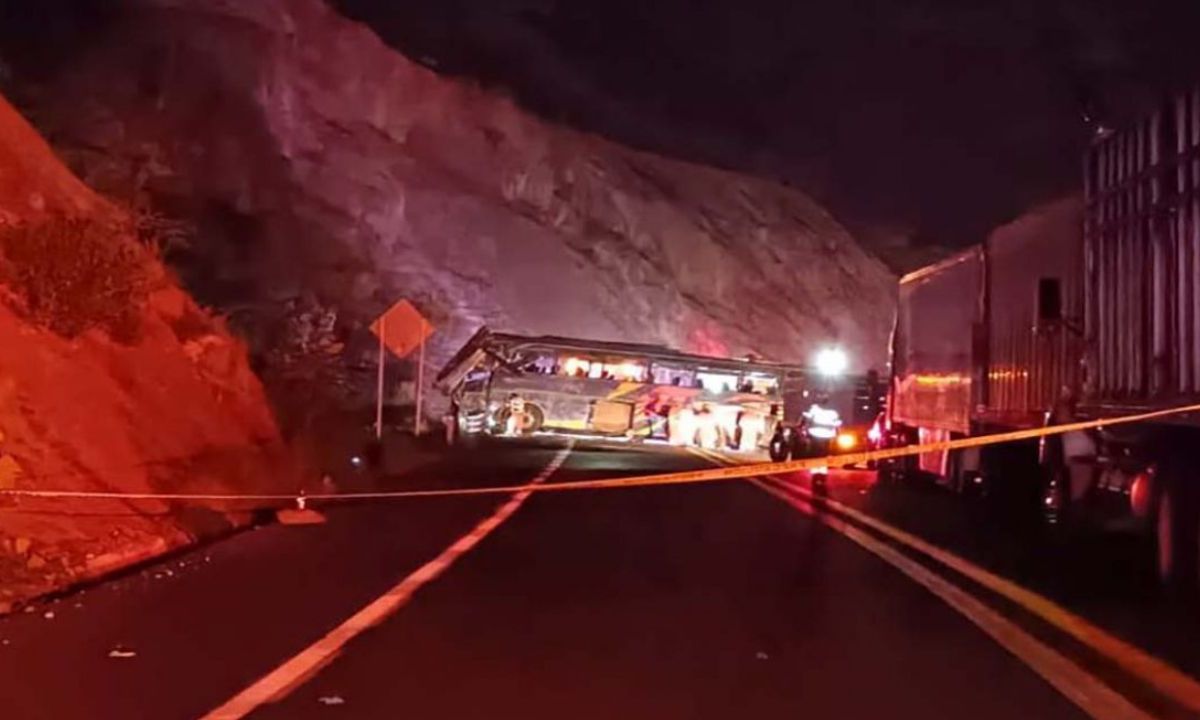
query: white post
414 318 426 436
375 317 385 440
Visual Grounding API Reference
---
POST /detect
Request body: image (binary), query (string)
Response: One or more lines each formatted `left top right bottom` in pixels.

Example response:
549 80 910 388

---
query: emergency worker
1052 387 1096 503
671 403 697 446
802 393 842 455
695 403 720 449
737 408 766 452
804 394 842 439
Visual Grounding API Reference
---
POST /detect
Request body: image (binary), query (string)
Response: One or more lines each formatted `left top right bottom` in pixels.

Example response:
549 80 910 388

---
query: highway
0 438 1195 719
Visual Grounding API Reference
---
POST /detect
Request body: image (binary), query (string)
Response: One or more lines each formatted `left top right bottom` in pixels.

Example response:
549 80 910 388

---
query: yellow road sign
369 300 432 359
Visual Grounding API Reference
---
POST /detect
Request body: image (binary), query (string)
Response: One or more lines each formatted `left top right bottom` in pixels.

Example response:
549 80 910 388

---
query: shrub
0 214 152 341
130 205 193 260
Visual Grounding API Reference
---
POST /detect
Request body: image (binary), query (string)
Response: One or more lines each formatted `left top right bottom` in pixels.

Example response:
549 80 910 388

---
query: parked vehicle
769 376 886 465
884 86 1200 587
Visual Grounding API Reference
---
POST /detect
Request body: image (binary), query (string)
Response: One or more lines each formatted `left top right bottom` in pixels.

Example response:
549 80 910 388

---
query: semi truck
886 86 1200 588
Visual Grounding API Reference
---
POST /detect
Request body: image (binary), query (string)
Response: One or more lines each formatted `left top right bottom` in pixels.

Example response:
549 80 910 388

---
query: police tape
3 401 1200 504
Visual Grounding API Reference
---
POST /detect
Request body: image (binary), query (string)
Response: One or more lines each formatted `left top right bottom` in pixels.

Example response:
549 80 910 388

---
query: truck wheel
1039 464 1068 527
879 457 910 485
1156 482 1199 591
876 460 896 484
944 450 964 494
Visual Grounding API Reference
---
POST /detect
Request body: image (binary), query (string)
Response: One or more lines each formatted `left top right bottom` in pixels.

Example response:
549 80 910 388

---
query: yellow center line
694 451 1200 716
748 477 1151 720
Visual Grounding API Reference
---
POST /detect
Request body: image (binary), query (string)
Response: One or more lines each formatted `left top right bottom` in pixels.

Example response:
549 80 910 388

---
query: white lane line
201 442 574 720
750 477 1151 720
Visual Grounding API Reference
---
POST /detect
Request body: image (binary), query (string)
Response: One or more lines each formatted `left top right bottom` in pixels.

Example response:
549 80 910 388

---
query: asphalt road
0 439 1178 719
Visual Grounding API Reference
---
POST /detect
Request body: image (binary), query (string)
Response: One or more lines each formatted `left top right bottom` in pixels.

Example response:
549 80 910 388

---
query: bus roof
436 326 811 387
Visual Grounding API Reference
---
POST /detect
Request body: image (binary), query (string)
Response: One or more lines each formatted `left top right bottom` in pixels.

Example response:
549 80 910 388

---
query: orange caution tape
3 402 1200 502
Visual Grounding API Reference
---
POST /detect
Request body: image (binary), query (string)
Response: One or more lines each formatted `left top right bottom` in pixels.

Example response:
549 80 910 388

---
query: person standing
672 402 697 446
737 408 766 452
505 393 526 436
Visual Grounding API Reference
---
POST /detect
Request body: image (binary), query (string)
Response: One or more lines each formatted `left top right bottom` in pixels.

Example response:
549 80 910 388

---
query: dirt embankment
0 93 302 611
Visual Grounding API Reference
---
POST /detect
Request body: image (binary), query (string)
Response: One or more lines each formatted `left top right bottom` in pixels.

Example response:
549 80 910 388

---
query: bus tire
522 404 545 434
492 406 545 436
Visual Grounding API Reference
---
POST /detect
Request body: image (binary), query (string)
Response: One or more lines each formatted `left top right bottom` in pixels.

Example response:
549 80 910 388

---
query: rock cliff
0 92 294 609
13 0 896 411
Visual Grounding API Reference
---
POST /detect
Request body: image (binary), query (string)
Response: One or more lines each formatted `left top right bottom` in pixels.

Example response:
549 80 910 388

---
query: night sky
335 0 1200 251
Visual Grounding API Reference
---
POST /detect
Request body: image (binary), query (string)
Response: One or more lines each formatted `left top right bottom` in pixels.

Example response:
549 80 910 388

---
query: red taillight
1130 467 1153 518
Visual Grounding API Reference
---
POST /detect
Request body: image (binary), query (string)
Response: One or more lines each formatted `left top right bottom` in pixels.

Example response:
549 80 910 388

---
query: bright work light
814 347 848 376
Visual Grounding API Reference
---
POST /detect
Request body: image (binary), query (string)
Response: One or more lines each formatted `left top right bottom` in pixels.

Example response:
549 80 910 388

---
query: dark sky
335 0 1200 249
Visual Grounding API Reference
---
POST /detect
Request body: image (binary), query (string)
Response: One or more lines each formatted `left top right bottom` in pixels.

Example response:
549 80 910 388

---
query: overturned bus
436 328 825 449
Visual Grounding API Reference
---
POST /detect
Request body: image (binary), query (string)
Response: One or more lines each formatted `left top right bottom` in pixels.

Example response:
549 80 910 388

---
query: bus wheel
1156 479 1199 591
520 404 545 435
768 433 791 462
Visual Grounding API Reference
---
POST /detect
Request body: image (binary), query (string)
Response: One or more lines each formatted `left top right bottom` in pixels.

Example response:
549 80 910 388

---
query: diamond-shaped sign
369 300 433 359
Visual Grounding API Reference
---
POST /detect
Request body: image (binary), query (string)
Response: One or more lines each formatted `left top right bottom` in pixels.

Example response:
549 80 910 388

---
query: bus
436 328 813 450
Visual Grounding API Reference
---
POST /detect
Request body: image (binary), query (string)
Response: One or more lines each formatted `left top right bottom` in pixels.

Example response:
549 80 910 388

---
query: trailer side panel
983 197 1085 429
892 249 983 434
1085 89 1200 409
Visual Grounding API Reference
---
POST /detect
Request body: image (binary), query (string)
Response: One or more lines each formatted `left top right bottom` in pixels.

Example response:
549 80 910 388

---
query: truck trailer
887 86 1200 587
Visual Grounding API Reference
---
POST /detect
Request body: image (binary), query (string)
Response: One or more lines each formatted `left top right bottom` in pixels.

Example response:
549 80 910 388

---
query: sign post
375 316 386 440
414 318 427 436
369 300 434 437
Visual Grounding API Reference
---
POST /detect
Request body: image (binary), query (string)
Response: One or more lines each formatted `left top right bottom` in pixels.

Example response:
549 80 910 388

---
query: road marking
776 474 1200 715
689 447 735 466
201 442 574 720
690 446 1200 715
749 477 1152 720
12 399 1200 506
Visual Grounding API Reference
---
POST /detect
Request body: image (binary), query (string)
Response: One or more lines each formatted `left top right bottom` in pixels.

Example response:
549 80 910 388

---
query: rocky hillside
0 92 296 610
10 0 895 413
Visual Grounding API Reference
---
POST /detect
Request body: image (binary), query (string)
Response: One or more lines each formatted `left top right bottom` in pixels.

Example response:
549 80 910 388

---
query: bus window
742 372 780 395
562 357 593 377
651 363 695 387
697 370 739 394
606 361 647 382
568 358 648 382
514 350 556 374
